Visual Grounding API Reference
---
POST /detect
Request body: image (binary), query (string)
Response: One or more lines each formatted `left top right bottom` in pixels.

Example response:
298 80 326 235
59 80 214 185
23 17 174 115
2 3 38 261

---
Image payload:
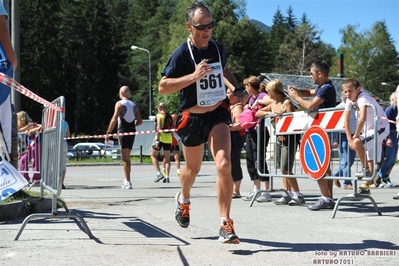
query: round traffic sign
300 125 331 180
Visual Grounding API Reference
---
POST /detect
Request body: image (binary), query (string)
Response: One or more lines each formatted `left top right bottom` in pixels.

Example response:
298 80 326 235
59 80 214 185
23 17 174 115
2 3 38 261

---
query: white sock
293 191 302 197
220 217 227 225
321 196 333 202
180 195 190 204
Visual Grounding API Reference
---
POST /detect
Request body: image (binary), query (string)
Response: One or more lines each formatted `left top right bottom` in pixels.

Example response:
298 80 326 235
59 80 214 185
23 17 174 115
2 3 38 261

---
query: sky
245 0 399 52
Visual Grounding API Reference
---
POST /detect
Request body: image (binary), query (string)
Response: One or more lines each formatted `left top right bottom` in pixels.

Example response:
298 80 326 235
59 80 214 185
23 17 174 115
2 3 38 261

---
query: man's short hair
187 2 211 23
311 60 330 76
342 78 360 89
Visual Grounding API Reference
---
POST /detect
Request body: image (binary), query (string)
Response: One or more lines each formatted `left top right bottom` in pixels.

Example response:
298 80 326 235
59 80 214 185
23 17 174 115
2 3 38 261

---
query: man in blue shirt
288 60 337 211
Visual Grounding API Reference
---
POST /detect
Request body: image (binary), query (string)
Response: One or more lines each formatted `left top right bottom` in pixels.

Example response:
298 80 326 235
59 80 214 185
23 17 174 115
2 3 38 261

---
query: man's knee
184 164 201 176
215 158 231 175
150 148 159 158
121 156 130 163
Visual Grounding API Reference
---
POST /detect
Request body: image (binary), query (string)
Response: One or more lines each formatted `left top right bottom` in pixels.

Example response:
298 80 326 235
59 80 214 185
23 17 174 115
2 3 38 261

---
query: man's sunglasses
190 21 215 31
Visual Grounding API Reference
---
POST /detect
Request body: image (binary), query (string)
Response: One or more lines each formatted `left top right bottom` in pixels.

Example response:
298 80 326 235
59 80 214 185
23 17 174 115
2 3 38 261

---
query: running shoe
256 192 272 203
274 195 291 205
175 192 190 228
308 198 335 211
242 190 259 201
154 173 164 183
218 219 239 244
355 168 372 179
288 195 306 206
121 181 132 189
357 186 371 195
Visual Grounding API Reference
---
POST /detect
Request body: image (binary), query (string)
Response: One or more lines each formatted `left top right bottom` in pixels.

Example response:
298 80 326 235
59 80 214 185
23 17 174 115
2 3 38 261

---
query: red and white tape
66 128 177 140
0 73 64 112
379 116 397 125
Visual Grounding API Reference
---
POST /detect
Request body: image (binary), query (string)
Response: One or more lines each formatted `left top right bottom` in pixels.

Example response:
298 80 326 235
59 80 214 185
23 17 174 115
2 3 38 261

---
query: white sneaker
355 168 371 179
288 195 306 206
176 169 181 177
387 181 393 187
256 192 272 203
122 181 132 189
274 195 291 205
242 190 259 201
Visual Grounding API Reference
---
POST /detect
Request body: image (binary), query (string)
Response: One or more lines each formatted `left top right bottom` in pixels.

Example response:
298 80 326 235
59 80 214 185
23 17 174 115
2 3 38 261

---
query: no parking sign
300 125 331 180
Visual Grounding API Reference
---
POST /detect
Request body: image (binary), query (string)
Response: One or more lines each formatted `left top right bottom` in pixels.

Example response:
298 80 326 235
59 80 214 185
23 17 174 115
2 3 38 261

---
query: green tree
286 5 297 32
19 1 63 121
152 0 190 115
269 7 290 70
338 21 399 96
274 13 334 75
207 0 272 82
20 0 124 135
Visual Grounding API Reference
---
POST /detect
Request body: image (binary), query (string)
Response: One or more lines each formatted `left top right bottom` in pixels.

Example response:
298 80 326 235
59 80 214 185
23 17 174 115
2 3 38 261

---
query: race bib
196 62 225 107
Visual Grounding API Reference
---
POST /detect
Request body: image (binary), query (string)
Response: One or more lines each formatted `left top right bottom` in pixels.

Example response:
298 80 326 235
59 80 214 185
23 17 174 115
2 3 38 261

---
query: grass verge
0 189 42 205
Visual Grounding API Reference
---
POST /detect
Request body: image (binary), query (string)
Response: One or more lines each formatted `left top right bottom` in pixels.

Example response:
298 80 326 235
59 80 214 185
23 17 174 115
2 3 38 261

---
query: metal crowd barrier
252 104 382 218
15 96 93 240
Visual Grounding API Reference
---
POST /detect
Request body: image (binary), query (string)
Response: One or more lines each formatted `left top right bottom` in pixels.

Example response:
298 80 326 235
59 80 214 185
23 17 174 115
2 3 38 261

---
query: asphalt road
1 161 399 266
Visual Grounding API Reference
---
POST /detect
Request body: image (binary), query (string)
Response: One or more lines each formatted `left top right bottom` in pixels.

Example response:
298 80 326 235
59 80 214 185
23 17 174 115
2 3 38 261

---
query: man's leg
173 150 181 171
180 144 203 199
333 142 344 177
208 122 239 243
208 123 232 219
379 135 398 179
340 140 349 177
353 138 367 168
174 144 203 228
318 178 333 198
308 178 334 211
163 149 171 183
150 147 160 172
121 148 131 182
164 150 171 176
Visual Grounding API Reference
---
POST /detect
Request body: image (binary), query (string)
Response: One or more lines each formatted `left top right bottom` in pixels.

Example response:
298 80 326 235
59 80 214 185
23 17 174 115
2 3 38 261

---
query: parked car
68 142 112 158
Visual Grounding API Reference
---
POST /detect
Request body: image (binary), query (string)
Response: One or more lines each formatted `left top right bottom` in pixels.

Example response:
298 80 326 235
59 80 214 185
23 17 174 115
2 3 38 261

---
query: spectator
342 78 389 195
288 60 337 211
61 120 70 189
0 2 17 158
332 91 357 189
374 92 397 188
151 102 173 183
226 87 247 198
106 85 143 189
257 79 305 206
158 2 240 244
17 111 41 183
392 63 399 200
242 75 273 203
